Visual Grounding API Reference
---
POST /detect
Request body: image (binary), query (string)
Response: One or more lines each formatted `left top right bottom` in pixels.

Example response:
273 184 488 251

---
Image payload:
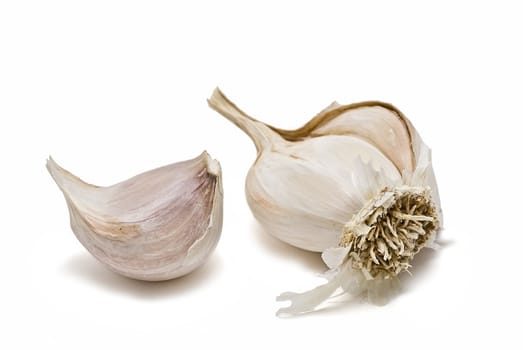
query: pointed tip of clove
45 156 59 182
200 151 221 178
45 155 54 169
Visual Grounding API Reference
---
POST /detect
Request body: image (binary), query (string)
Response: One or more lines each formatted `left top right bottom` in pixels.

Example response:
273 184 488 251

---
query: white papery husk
208 88 442 316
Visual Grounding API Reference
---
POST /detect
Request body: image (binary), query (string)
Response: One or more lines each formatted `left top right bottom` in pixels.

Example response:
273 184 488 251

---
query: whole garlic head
47 152 223 281
208 88 442 315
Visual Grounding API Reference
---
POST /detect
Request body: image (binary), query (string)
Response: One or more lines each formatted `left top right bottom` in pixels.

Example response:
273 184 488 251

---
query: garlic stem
208 88 282 152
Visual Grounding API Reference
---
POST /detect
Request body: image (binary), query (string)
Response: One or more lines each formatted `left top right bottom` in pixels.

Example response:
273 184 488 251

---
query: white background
1 1 522 348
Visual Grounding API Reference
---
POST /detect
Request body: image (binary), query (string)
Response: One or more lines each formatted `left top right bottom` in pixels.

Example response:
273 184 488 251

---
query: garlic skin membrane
47 152 223 281
208 88 442 315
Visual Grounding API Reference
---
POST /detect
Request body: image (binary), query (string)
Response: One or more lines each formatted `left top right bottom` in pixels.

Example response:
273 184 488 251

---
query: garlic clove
47 152 223 281
208 88 442 315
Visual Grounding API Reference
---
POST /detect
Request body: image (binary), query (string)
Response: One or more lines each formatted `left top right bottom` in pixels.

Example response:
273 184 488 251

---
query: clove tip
201 151 221 177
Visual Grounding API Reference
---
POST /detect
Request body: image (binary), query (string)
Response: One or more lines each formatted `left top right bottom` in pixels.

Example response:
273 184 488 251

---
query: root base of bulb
340 186 439 279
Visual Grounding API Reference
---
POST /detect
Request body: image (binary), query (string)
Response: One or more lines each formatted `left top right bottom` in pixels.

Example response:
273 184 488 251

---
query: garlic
47 152 223 281
208 88 442 315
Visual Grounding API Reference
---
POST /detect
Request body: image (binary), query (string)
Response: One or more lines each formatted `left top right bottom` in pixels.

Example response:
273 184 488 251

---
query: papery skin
47 152 223 281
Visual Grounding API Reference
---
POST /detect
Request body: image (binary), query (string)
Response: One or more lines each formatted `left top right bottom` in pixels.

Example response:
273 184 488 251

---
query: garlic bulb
47 152 223 281
208 88 442 315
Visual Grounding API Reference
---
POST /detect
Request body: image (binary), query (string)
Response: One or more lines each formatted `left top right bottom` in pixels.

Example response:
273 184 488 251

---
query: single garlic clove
208 88 442 315
47 152 223 281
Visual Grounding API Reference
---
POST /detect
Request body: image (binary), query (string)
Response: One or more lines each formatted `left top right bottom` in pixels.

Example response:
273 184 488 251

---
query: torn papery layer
276 259 400 316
